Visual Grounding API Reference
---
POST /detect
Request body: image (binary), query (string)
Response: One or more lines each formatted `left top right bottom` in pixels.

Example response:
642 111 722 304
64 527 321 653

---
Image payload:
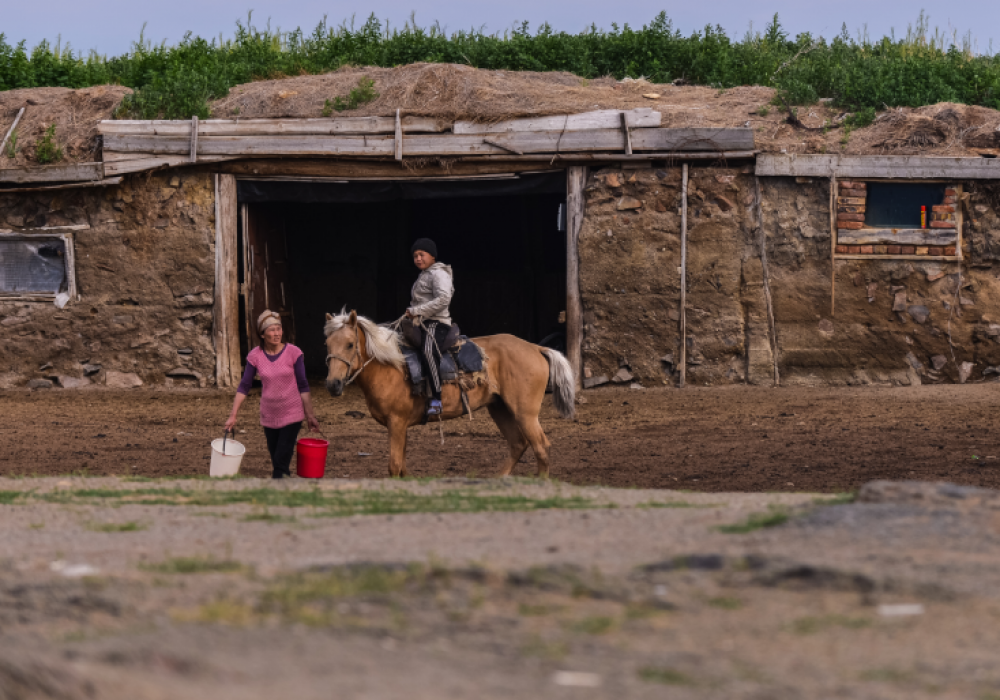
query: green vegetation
566 615 614 635
635 500 714 509
791 614 872 635
716 505 791 533
4 130 16 158
707 596 743 610
29 486 600 516
0 491 22 505
323 76 379 116
259 565 411 625
638 667 696 686
1 11 998 119
141 556 244 574
86 521 146 532
34 124 62 163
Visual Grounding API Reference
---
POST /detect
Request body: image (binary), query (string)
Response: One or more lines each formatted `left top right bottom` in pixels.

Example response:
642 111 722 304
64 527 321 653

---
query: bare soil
2 383 999 491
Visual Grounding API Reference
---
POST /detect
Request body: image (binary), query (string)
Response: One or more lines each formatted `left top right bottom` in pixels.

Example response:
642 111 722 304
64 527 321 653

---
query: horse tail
540 347 576 420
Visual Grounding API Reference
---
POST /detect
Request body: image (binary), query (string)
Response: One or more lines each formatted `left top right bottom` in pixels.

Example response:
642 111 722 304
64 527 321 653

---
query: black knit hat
410 238 437 259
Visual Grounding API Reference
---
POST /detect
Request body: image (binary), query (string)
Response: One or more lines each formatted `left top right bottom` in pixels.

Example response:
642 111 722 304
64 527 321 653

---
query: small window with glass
0 233 77 300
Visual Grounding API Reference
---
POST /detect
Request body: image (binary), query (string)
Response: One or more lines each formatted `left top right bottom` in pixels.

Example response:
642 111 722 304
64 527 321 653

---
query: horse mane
323 310 406 373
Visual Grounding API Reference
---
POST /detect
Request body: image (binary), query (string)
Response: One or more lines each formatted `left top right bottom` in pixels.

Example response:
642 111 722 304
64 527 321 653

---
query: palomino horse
323 310 575 477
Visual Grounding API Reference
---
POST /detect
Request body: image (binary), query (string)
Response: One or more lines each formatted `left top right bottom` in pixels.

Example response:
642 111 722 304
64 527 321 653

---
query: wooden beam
679 163 688 388
566 166 587 391
102 128 754 158
215 158 561 178
620 112 632 156
0 162 104 184
189 115 199 163
482 138 523 155
104 154 234 176
829 177 836 317
454 108 662 133
0 107 25 159
213 173 242 388
98 116 448 136
0 177 121 193
394 109 403 162
835 254 961 261
837 228 958 245
757 154 1000 179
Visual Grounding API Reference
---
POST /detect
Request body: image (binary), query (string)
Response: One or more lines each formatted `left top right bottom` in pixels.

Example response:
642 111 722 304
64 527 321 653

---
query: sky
5 1 999 57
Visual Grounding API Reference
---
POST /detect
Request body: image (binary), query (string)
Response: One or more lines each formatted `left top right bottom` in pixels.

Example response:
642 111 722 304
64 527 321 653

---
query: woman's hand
224 414 237 433
307 414 321 433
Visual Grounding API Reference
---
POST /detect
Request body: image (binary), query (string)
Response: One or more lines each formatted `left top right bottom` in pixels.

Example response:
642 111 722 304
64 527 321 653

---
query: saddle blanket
402 336 484 387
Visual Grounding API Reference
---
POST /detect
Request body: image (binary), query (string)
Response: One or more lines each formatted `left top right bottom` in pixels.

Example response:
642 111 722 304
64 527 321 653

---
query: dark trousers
419 322 452 400
264 422 301 478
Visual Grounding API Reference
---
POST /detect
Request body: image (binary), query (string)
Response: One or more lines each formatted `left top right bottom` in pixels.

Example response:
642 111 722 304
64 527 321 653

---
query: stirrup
426 399 442 416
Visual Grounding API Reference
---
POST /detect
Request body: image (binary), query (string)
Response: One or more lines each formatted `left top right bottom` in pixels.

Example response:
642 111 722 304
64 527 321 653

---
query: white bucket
210 434 246 477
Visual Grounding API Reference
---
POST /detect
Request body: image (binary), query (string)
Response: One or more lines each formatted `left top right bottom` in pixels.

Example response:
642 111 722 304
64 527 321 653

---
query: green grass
141 556 244 574
716 505 791 534
86 521 146 532
813 492 856 506
791 614 872 635
859 668 915 684
707 596 743 610
566 615 615 635
28 486 601 517
638 667 696 686
259 565 412 625
635 500 714 509
0 491 24 505
1 11 998 120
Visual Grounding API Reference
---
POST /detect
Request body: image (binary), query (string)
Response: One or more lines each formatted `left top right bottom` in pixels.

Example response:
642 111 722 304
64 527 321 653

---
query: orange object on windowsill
921 205 927 228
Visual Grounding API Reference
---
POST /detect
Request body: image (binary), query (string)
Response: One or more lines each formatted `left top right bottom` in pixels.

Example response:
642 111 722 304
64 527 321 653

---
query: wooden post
679 162 688 388
0 107 25 158
566 166 587 389
754 176 780 387
619 112 633 155
830 176 837 316
213 173 241 387
190 116 199 163
394 109 403 162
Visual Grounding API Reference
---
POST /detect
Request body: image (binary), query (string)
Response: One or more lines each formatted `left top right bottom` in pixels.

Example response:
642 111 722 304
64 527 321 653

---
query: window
0 233 77 300
864 182 946 228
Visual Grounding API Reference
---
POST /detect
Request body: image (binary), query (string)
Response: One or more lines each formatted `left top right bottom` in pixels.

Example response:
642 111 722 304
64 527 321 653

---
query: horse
323 310 576 478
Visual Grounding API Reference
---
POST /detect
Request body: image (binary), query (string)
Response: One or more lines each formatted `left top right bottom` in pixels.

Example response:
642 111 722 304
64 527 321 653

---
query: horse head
324 309 361 396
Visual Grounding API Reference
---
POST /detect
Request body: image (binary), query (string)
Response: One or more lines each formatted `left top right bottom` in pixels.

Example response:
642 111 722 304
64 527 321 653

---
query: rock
905 352 923 371
583 375 609 389
931 355 948 371
660 354 674 364
38 363 53 371
958 361 974 384
629 382 645 390
105 371 143 389
169 176 181 187
866 282 877 303
892 291 908 312
1 316 27 327
960 297 975 306
611 368 633 384
714 195 734 212
344 410 366 419
27 379 53 389
583 367 593 379
984 366 1000 377
642 93 661 99
616 196 643 211
58 376 92 389
818 319 834 336
82 364 102 376
908 305 930 324
177 348 194 355
654 170 668 180
653 201 667 213
113 315 134 325
604 173 621 188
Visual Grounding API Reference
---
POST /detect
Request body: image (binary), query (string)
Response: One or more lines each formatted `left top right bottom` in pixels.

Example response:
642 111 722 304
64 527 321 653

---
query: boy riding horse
404 238 454 417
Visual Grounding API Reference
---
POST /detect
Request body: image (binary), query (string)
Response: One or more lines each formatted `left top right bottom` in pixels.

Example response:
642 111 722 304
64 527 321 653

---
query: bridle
325 324 373 386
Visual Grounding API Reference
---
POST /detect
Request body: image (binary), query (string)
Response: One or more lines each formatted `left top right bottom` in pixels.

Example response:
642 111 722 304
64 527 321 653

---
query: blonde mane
324 311 406 373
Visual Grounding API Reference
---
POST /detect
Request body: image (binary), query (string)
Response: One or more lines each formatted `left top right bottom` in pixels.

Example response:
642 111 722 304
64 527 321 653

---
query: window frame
0 230 78 302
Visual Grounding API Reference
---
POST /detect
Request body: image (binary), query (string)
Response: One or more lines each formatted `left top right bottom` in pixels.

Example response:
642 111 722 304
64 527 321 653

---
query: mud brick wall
761 177 1000 386
578 164 758 387
0 172 218 389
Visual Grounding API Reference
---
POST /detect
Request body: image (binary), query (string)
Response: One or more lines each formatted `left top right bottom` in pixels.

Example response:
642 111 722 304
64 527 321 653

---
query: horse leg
487 401 529 477
387 419 408 478
512 413 552 478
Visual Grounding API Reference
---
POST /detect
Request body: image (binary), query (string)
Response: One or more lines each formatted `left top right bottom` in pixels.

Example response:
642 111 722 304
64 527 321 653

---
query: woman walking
225 310 321 479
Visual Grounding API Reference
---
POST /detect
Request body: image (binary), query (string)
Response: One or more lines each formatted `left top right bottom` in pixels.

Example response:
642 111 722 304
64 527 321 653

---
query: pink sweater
247 344 306 428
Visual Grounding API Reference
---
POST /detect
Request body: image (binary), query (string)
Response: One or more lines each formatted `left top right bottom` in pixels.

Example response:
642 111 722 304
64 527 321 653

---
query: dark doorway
238 175 567 376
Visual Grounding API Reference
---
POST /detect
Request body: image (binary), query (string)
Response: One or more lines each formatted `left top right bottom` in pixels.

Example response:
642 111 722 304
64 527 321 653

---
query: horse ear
325 313 333 321
348 310 358 327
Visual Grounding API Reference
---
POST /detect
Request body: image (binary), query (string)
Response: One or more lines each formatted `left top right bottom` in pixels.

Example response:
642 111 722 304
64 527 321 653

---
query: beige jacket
407 262 454 325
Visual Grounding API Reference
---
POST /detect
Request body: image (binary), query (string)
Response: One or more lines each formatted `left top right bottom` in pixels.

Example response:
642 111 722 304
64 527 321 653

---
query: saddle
399 322 485 395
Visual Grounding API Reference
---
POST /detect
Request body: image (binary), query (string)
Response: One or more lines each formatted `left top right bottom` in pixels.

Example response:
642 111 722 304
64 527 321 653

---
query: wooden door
244 203 295 346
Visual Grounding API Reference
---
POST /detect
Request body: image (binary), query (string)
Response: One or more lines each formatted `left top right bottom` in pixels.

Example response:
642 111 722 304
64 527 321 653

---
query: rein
325 325 373 386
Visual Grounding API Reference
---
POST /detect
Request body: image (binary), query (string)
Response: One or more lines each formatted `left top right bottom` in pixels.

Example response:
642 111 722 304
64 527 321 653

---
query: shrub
34 124 62 164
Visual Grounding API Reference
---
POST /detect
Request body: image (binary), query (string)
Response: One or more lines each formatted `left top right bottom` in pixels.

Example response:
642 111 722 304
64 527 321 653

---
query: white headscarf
257 310 281 334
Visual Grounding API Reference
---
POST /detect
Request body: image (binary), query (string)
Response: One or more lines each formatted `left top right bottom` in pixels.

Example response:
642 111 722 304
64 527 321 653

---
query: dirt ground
2 383 999 491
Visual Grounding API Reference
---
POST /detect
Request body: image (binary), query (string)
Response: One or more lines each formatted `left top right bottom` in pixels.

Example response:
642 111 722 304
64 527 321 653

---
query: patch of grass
34 124 63 164
4 130 16 158
792 614 872 635
566 615 614 635
756 106 770 117
859 668 914 684
716 505 791 534
813 492 856 506
707 596 743 610
28 523 44 530
86 521 146 532
242 511 296 523
179 598 255 625
260 565 411 626
326 76 378 113
520 634 568 660
518 603 553 616
635 501 714 509
0 491 24 505
141 556 244 574
638 667 695 686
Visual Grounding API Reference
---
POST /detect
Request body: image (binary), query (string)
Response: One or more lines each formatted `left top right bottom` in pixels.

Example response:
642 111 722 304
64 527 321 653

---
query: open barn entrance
236 172 567 376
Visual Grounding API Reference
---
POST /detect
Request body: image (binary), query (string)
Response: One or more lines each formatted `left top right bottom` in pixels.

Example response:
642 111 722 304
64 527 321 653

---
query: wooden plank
190 116 199 163
213 174 241 388
216 158 562 178
98 116 448 136
0 107 25 159
454 108 662 134
102 127 754 158
829 177 836 316
837 228 958 245
566 166 587 391
0 178 120 193
104 154 234 176
835 254 960 261
394 109 403 162
679 163 688 388
757 154 1000 179
620 112 632 156
0 162 104 184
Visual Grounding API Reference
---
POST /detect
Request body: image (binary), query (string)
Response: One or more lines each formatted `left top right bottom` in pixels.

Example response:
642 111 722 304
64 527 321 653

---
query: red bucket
296 437 329 478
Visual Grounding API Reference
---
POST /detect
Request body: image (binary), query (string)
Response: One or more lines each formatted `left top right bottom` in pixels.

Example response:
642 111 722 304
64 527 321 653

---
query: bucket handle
221 428 232 455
